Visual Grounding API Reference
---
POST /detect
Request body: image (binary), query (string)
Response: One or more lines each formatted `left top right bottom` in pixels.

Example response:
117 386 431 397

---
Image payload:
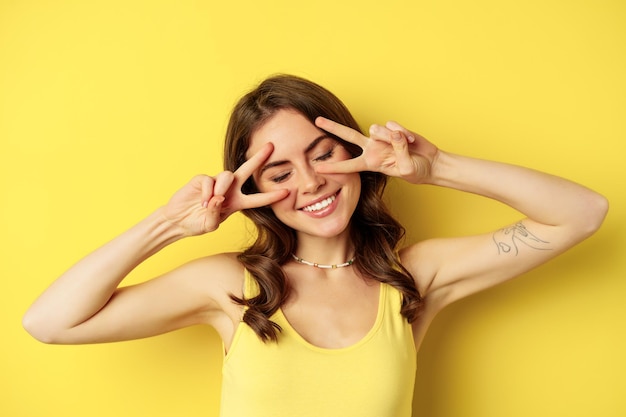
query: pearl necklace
291 254 355 269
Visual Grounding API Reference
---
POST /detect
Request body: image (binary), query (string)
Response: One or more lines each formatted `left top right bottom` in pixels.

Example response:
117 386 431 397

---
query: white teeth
303 195 336 212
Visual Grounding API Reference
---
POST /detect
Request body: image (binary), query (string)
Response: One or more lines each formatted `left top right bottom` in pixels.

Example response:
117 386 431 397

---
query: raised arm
23 143 288 344
404 150 607 307
315 117 608 312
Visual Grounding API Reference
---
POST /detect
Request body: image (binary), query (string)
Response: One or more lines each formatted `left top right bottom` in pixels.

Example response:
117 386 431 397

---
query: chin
301 221 352 239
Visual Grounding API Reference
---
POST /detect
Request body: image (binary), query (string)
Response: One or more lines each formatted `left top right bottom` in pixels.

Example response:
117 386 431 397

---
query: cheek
341 173 362 207
270 189 296 212
336 172 361 190
255 177 281 193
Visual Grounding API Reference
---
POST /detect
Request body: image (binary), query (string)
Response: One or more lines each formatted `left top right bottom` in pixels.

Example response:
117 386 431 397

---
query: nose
301 166 325 194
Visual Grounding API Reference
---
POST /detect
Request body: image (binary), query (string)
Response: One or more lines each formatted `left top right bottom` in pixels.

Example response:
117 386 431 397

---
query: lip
298 190 341 218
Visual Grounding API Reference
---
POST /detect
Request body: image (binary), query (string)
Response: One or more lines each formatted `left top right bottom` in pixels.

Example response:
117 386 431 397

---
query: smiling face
247 109 361 239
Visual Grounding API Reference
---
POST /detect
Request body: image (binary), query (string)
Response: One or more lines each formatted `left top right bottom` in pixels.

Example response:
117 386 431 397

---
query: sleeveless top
220 269 417 417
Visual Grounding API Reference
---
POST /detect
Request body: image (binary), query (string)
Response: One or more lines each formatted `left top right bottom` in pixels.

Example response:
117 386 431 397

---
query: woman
23 75 608 416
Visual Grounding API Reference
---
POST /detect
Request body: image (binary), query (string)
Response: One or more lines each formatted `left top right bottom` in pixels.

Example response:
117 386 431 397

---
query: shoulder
399 238 462 313
175 252 247 329
139 252 246 342
186 251 243 272
398 240 439 296
184 252 246 296
399 240 460 344
164 252 246 316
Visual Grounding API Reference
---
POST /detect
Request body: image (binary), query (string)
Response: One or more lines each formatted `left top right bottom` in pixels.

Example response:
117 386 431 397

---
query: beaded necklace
291 253 355 269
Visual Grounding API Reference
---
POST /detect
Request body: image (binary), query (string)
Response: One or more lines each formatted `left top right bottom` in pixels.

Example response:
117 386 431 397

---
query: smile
301 192 338 213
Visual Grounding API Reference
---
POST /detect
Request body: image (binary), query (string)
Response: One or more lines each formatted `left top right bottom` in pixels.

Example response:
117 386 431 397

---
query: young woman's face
247 109 361 239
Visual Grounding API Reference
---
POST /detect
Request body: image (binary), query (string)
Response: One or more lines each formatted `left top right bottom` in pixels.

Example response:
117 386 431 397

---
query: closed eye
270 171 292 183
313 144 338 162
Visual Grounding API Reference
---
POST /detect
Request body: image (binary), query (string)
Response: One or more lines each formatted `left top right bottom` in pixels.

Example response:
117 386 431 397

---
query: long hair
223 74 421 342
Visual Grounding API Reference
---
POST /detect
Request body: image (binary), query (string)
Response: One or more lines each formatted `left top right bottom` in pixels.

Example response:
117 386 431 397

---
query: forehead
246 109 324 159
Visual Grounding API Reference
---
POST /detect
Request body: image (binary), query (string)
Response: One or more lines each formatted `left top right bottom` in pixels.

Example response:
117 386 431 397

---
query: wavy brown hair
223 74 421 342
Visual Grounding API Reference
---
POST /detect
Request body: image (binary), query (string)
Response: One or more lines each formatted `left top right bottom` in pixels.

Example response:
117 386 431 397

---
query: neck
294 230 353 267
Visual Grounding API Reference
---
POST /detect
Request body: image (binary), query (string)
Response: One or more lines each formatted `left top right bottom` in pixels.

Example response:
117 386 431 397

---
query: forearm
428 151 608 235
23 208 186 342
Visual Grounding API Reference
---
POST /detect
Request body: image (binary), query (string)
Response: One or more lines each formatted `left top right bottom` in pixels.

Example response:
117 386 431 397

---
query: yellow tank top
220 269 417 417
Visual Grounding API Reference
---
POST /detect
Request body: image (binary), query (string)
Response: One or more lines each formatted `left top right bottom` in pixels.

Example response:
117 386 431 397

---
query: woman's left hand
315 117 439 184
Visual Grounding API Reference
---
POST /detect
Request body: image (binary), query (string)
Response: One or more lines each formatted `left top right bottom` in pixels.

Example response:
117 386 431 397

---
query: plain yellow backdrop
2 1 624 416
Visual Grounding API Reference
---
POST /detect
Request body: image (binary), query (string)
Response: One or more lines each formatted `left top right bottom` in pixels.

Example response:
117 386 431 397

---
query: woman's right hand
162 143 289 236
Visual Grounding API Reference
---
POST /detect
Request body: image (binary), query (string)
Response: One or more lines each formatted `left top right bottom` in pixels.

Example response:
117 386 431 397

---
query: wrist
424 150 456 187
146 208 189 245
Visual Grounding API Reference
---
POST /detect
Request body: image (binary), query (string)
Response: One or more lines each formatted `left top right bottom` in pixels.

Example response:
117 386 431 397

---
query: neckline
276 283 386 353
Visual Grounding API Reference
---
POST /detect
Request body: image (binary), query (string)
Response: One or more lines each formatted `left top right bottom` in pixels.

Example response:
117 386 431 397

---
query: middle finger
234 142 275 183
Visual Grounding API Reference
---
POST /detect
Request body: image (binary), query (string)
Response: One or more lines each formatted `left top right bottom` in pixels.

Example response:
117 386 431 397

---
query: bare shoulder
399 240 452 347
181 252 246 304
164 251 246 340
180 252 247 345
398 237 466 320
398 240 440 297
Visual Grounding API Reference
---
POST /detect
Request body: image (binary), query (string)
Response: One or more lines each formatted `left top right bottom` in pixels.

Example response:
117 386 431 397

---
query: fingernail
392 131 402 141
202 200 209 208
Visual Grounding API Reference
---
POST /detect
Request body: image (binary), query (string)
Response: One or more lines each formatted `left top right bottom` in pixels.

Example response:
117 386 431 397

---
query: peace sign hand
162 143 289 236
315 117 439 184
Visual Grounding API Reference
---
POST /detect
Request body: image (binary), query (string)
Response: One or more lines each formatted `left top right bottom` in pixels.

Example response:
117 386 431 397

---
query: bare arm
23 143 288 344
401 151 608 308
23 209 187 343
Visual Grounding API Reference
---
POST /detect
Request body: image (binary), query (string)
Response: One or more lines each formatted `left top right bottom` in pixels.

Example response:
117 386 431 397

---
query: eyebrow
259 134 332 175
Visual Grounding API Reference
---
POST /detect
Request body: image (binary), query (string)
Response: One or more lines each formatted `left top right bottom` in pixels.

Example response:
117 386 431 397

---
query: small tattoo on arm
492 222 551 255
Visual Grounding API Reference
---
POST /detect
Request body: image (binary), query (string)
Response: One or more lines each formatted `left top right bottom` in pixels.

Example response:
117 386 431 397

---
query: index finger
315 116 367 147
234 142 274 182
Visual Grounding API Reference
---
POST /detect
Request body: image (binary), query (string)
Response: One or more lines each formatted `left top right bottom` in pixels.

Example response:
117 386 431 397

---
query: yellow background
2 1 624 416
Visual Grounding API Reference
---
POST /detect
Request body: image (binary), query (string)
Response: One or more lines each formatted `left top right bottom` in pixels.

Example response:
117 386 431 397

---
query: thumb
386 121 415 143
390 131 416 177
